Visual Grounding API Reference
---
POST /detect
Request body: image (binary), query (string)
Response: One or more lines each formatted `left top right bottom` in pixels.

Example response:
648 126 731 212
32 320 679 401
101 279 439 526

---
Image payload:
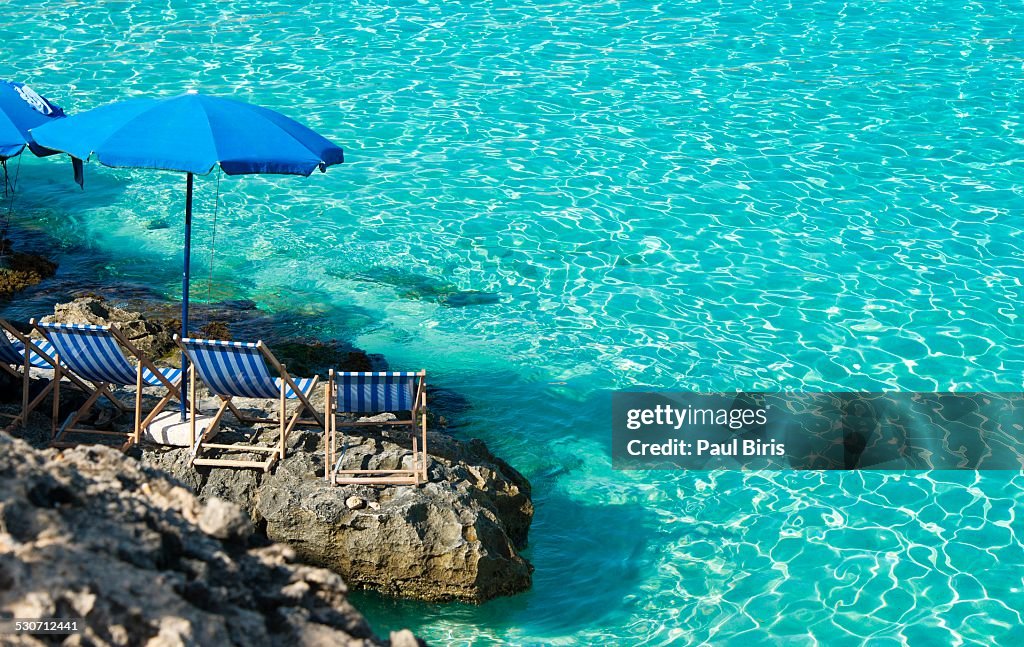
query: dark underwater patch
439 291 501 308
343 267 501 308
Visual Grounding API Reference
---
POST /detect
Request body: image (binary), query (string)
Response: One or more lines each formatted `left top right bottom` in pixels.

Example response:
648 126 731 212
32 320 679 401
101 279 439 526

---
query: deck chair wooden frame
33 320 182 450
176 336 325 473
325 369 428 486
0 319 89 431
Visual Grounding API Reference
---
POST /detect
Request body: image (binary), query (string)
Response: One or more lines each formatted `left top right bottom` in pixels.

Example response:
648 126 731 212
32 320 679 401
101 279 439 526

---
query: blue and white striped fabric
335 372 420 413
0 333 58 369
181 337 315 400
38 323 181 387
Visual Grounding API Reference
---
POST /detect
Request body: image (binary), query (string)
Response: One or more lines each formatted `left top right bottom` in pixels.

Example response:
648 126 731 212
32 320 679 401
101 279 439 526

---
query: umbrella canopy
31 91 345 419
30 91 343 175
0 80 66 160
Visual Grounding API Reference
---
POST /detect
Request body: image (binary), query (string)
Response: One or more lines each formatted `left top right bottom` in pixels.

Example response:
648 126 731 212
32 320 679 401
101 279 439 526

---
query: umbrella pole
180 172 194 420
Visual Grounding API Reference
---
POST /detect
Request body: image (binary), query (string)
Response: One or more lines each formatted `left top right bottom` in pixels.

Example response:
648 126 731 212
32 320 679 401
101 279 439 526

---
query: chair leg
324 381 333 484
133 365 143 447
291 375 324 430
138 389 178 432
413 436 420 484
279 381 286 460
51 362 61 441
421 410 428 483
92 382 130 413
209 398 231 437
282 401 307 451
189 365 196 450
191 398 231 462
16 354 30 429
20 379 54 426
281 379 320 454
54 383 106 445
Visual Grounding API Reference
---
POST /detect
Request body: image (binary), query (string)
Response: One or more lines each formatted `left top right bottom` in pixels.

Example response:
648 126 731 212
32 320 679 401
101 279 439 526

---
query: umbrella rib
0 110 28 152
232 103 329 167
88 101 218 175
198 98 223 171
68 102 156 165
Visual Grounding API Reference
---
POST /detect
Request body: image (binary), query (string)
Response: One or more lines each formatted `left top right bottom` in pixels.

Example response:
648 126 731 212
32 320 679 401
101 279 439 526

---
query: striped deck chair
325 369 428 486
0 319 88 430
34 321 182 448
176 337 324 472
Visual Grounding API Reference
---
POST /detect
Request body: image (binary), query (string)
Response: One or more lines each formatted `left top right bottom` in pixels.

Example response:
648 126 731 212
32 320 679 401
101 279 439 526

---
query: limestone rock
143 427 534 604
391 630 421 647
0 431 410 646
358 412 397 423
197 497 253 543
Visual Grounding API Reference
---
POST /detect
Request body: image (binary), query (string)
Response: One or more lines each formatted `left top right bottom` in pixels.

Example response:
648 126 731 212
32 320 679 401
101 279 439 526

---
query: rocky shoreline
1 267 535 641
0 431 418 647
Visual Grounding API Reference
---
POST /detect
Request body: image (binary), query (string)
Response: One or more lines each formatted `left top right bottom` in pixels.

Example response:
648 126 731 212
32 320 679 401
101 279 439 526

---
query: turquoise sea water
4 0 1024 644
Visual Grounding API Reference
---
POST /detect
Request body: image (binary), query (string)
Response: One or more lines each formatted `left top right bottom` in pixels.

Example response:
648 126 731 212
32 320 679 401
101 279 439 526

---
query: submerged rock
272 340 378 375
438 290 501 308
195 320 232 341
141 421 534 604
340 267 502 309
0 250 58 299
0 431 419 646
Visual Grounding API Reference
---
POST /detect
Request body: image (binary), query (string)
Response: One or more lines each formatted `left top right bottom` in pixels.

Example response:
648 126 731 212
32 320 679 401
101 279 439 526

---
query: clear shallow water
4 0 1024 644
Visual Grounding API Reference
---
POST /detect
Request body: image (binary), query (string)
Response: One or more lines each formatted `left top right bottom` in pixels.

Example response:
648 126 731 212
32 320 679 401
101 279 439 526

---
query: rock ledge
141 422 534 604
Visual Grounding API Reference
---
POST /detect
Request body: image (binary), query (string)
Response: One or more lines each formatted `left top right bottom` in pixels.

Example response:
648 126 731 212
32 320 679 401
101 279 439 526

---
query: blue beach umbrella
0 79 66 161
31 91 345 417
1 80 67 200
